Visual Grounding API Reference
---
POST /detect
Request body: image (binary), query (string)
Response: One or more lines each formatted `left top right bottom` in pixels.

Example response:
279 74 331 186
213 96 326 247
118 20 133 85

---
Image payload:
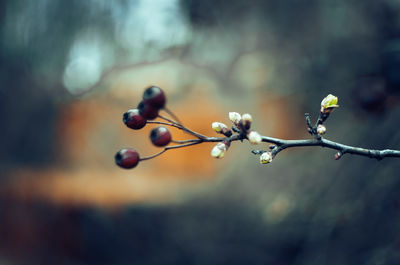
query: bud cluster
210 111 264 162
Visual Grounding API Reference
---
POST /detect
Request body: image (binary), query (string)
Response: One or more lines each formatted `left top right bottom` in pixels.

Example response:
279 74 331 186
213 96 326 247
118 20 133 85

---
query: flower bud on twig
248 131 262 145
320 94 339 114
260 152 273 164
211 142 228 159
229 112 241 125
334 152 342 160
317 124 327 135
212 122 228 133
221 127 233 137
239 113 252 130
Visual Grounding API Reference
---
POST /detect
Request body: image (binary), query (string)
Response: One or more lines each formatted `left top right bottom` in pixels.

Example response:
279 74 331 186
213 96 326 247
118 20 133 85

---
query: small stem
315 112 330 127
171 139 202 144
140 149 167 161
158 114 180 125
158 114 208 139
163 107 182 125
147 121 182 130
139 141 203 161
304 113 315 136
305 113 313 131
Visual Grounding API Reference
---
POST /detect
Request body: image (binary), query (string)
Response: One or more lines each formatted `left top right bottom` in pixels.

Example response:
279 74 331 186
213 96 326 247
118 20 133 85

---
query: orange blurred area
3 59 304 208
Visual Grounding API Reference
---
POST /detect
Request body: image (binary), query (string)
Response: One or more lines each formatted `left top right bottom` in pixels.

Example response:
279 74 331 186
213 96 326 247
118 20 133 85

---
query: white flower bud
229 112 241 124
260 152 273 164
212 122 228 133
240 113 252 130
248 131 262 145
211 142 227 159
334 152 342 160
241 113 252 123
316 124 326 135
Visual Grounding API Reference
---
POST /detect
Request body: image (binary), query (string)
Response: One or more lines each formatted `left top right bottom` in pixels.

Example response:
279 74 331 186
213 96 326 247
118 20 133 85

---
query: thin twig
139 141 203 161
315 112 330 126
147 121 182 130
305 113 313 132
163 107 183 125
171 139 202 144
158 114 208 139
260 136 400 160
157 114 180 125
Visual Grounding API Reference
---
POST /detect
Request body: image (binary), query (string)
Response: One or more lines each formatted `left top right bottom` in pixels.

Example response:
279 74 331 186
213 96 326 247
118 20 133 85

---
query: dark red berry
143 86 166 109
138 101 159 120
123 109 147 130
115 148 140 169
150 126 172 147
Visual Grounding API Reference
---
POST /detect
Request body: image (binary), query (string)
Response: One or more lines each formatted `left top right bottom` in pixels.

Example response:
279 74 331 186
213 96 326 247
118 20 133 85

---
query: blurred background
1 0 400 264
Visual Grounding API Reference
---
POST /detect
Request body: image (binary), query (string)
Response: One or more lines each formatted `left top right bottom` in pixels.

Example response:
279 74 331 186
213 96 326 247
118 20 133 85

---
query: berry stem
139 141 203 161
147 121 182 130
171 139 201 144
158 114 208 140
163 107 183 125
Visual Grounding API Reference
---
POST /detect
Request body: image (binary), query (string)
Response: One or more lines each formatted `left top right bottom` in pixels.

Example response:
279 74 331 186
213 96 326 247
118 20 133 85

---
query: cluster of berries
115 86 172 169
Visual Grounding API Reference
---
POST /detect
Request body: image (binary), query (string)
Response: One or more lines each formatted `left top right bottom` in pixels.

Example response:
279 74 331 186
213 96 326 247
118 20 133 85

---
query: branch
148 111 400 161
149 128 400 161
116 91 400 170
260 137 400 160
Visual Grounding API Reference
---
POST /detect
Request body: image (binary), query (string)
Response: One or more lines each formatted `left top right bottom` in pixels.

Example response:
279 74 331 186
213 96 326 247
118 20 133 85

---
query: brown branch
143 108 400 162
260 137 400 160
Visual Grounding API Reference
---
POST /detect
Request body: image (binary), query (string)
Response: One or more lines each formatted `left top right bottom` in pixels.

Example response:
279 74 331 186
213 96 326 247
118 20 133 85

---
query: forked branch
115 88 400 170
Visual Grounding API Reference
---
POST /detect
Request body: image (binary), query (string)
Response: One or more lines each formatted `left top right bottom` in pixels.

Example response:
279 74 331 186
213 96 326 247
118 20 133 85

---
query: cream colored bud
212 122 228 133
241 113 252 123
320 94 339 113
211 142 227 159
248 131 262 145
240 113 252 130
334 152 342 160
260 152 273 164
229 112 241 124
316 124 326 135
